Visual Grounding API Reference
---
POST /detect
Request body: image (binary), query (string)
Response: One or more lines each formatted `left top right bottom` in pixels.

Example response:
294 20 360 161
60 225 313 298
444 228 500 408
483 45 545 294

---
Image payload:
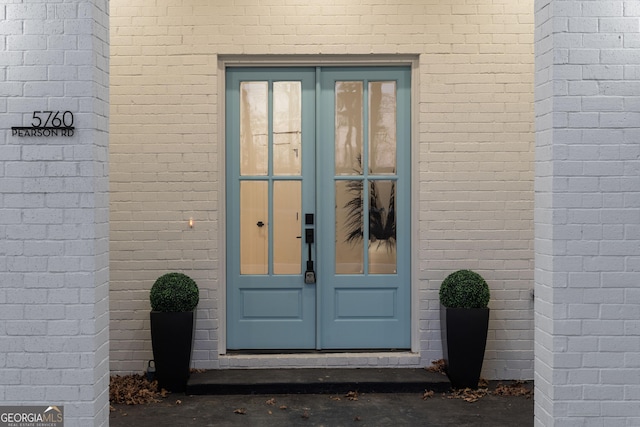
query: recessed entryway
226 66 411 350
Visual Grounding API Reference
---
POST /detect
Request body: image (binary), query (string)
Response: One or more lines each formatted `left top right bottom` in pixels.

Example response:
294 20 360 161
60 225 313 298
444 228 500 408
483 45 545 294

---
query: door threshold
226 349 409 355
219 351 421 369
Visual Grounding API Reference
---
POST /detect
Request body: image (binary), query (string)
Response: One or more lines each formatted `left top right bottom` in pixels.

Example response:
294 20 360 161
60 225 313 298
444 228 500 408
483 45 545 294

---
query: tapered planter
150 311 195 392
440 305 490 389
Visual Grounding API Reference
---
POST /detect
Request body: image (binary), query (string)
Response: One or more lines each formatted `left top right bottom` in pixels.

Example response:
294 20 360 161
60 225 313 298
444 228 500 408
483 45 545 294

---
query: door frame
218 55 420 355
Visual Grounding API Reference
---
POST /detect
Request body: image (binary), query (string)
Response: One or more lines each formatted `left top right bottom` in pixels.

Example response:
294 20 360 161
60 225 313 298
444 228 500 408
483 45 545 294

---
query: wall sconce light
189 218 194 228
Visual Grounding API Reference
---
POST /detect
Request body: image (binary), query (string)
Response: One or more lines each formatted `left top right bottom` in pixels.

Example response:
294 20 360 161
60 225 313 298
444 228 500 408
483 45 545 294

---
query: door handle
256 221 265 228
304 226 316 284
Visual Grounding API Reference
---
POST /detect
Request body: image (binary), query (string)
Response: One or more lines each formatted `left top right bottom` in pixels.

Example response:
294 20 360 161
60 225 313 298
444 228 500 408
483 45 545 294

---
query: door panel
227 68 316 349
227 66 410 350
318 68 411 349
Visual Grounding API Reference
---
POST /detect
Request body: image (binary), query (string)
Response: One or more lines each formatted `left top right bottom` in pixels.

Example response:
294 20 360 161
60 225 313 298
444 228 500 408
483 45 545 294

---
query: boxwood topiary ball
150 272 199 312
439 269 490 309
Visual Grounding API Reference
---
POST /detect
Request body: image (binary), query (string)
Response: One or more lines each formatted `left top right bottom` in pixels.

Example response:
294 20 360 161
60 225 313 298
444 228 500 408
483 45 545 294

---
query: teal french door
226 66 410 350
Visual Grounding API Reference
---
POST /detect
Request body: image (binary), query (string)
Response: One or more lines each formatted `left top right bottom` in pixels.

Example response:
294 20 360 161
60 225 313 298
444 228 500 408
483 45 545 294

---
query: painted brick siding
535 0 640 425
0 1 109 426
109 0 535 379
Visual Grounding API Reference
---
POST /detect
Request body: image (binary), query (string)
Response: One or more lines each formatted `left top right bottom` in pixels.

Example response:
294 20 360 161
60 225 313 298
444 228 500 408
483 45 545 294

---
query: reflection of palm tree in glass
344 156 396 250
341 81 396 250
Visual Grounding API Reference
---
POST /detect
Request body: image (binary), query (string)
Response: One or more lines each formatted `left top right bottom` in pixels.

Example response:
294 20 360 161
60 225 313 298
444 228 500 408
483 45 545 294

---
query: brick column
1 1 109 426
534 0 640 424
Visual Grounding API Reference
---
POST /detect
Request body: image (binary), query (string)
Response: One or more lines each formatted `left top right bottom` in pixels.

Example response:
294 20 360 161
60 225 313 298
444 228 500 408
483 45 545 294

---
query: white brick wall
109 0 535 380
535 0 640 424
0 1 109 426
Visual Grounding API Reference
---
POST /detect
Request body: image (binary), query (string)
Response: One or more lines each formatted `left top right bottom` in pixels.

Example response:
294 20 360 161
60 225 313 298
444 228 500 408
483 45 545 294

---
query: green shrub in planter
439 269 490 309
149 272 199 392
439 269 490 389
150 272 199 312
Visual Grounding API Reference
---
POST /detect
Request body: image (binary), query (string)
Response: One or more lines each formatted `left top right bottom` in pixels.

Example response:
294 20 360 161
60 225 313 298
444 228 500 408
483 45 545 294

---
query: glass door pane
240 181 268 274
274 181 301 274
240 82 268 176
368 180 396 274
335 180 364 274
335 81 363 176
273 81 302 176
369 81 397 175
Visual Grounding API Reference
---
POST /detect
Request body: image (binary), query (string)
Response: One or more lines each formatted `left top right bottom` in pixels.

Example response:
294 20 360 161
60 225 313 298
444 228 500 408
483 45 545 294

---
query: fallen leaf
279 405 288 410
492 381 533 398
330 396 341 401
268 410 273 415
234 408 246 415
346 391 359 401
354 416 362 421
175 400 182 405
109 374 163 405
422 390 434 400
426 359 446 374
265 398 276 406
301 410 310 419
448 387 489 403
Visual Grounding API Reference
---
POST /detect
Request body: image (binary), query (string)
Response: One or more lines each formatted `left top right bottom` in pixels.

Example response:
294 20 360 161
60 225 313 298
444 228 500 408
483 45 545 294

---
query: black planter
150 311 195 392
440 305 490 389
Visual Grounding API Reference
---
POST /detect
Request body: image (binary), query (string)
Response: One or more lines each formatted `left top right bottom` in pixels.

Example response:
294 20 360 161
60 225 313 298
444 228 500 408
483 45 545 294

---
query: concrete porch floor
111 369 535 426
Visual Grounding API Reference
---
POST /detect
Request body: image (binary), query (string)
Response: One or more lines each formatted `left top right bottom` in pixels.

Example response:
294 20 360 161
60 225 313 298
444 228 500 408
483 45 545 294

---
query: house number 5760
31 111 74 128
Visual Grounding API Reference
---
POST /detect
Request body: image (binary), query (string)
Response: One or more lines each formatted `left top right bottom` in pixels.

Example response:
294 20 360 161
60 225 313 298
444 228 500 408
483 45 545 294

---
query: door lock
304 243 316 284
304 216 316 284
304 269 316 284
